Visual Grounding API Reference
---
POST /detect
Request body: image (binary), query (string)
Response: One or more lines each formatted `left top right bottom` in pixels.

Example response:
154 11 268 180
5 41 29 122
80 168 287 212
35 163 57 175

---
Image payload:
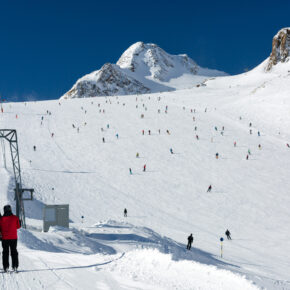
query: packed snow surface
0 59 290 289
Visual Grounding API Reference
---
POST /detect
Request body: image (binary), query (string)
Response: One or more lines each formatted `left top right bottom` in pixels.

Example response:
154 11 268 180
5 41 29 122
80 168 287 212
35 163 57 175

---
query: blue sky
0 0 289 101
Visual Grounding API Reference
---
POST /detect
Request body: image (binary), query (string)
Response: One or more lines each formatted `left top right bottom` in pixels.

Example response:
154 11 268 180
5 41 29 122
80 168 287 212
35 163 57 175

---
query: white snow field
0 59 290 289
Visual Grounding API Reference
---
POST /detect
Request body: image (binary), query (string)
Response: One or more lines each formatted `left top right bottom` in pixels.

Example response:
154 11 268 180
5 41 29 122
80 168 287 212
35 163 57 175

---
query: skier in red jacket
0 205 21 272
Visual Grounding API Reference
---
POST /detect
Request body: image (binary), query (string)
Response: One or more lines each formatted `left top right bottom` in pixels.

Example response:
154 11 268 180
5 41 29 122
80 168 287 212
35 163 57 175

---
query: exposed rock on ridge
266 28 290 71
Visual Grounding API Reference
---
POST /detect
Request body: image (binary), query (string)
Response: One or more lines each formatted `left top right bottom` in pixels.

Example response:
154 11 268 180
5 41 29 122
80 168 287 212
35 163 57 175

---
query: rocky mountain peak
266 28 290 71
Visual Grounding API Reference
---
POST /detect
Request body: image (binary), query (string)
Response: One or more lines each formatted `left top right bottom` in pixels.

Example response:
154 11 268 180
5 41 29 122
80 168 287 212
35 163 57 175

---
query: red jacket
0 215 21 240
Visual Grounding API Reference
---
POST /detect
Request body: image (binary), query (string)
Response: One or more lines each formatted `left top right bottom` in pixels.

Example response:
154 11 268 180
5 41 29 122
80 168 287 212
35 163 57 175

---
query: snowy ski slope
0 59 290 289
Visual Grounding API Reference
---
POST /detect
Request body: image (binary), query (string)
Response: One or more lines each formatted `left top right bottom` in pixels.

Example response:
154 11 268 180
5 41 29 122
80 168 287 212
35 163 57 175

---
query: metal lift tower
0 129 33 228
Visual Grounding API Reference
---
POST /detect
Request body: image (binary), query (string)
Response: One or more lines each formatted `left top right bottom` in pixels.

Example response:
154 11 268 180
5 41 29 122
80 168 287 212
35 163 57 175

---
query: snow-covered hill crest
61 42 227 99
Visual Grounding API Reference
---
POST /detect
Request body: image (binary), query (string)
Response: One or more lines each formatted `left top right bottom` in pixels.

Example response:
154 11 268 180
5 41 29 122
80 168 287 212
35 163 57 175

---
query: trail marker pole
220 237 224 258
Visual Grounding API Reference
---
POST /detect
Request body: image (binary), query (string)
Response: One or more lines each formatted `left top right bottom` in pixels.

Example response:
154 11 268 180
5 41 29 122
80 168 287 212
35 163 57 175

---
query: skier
193 116 195 121
136 152 139 158
148 130 151 135
142 130 145 135
187 234 194 250
158 129 161 134
287 143 290 148
249 122 252 127
216 153 219 159
129 168 132 175
225 229 231 240
0 205 21 272
258 144 261 150
33 145 36 151
166 130 170 135
214 126 218 131
248 149 251 155
170 148 174 154
221 131 224 136
207 185 212 192
246 154 249 160
107 124 109 129
258 131 260 137
143 164 146 172
124 208 127 217
222 126 225 131
234 141 237 147
51 133 54 137
196 135 199 140
102 137 105 143
250 129 252 134
194 126 197 131
116 133 119 139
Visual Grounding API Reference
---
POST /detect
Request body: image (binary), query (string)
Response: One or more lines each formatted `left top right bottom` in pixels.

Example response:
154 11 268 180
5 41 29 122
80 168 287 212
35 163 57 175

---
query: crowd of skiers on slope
0 205 21 273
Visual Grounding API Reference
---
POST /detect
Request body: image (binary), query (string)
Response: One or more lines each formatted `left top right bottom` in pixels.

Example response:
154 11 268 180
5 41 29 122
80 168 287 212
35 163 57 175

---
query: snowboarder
143 164 146 172
129 168 132 175
0 205 21 272
170 148 174 154
207 185 212 192
225 229 231 240
124 208 127 217
187 234 194 250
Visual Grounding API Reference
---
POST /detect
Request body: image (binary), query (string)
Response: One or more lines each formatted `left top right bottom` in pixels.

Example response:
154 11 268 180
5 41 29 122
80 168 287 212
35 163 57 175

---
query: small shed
43 204 69 232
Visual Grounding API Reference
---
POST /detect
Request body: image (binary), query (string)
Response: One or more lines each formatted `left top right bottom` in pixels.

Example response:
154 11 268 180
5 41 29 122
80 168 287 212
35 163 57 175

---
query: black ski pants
2 239 18 270
187 242 192 250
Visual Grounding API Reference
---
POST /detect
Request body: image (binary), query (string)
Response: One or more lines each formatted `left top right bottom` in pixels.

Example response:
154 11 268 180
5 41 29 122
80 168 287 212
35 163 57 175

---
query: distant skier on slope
33 145 36 151
207 185 212 192
129 168 132 175
234 141 237 147
170 148 174 154
187 233 194 250
216 153 219 159
124 208 127 217
143 164 146 172
225 229 232 240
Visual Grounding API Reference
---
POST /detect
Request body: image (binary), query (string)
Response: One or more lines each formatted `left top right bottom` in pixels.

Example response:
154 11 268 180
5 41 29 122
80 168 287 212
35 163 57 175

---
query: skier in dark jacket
124 208 127 217
187 234 194 250
225 229 231 240
0 205 21 272
207 185 212 192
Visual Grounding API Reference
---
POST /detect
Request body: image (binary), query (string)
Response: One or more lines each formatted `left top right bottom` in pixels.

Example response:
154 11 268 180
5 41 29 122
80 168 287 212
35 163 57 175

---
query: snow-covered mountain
61 42 227 99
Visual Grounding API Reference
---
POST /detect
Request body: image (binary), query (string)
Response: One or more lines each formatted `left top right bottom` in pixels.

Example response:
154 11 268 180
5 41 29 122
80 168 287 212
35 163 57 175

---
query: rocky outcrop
62 63 150 99
266 28 290 71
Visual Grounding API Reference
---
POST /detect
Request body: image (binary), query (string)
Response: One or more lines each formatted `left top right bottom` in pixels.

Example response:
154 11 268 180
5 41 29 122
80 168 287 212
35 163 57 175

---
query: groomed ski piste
0 59 290 289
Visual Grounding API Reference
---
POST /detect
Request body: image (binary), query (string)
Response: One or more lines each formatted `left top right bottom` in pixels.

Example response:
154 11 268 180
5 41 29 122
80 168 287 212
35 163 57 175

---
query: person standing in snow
207 185 212 192
116 133 119 139
246 154 249 160
0 205 21 272
143 164 146 172
258 131 260 137
258 144 262 150
187 234 194 250
124 208 127 217
216 153 219 159
129 168 132 175
136 152 139 158
102 137 105 143
196 135 199 140
33 145 36 151
234 141 237 147
170 148 174 154
225 229 231 240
